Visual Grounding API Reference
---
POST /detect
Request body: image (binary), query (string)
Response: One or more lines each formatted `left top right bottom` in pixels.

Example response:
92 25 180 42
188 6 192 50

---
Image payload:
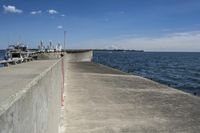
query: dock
0 50 200 133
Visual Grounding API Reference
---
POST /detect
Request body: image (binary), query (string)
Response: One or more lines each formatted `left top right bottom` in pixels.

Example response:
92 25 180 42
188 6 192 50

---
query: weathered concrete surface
35 50 92 61
37 52 62 60
0 60 62 133
65 50 93 62
63 62 200 133
0 60 55 103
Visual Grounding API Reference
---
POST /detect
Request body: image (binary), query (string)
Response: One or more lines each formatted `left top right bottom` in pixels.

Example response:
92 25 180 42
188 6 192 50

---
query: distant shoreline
93 49 144 52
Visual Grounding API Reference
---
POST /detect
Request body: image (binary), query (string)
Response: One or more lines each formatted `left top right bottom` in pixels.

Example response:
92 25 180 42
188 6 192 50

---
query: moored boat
4 43 30 62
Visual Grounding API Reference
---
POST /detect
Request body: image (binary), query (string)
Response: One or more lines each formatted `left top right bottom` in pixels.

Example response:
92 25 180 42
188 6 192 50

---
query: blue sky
0 0 200 51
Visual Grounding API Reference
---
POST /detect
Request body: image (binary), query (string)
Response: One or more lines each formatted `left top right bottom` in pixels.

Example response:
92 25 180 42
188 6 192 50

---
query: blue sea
93 51 200 96
0 50 5 67
0 50 5 60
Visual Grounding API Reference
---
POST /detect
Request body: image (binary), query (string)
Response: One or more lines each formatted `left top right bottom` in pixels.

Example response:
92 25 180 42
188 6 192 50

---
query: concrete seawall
36 50 93 62
37 52 62 60
1 50 200 133
0 59 62 133
65 50 93 62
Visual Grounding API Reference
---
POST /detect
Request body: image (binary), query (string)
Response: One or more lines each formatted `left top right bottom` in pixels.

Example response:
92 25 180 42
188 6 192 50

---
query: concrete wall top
0 60 58 116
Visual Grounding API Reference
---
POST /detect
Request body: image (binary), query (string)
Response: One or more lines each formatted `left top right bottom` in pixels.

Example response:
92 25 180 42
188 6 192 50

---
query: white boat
5 44 30 62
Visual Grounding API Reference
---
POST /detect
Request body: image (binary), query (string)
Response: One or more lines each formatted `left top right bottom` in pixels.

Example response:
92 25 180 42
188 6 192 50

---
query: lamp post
64 31 66 52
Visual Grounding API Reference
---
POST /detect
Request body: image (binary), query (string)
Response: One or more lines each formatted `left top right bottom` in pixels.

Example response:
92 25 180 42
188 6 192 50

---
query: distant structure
56 43 62 52
47 41 54 52
38 41 63 52
38 41 45 52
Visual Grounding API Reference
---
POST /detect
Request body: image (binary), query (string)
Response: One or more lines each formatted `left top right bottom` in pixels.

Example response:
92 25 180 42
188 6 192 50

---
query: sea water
0 50 5 60
0 50 5 67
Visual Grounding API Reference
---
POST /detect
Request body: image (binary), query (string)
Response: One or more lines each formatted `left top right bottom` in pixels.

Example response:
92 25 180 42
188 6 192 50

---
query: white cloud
57 25 63 29
61 14 65 17
48 9 58 14
30 10 42 15
3 5 23 13
77 31 200 52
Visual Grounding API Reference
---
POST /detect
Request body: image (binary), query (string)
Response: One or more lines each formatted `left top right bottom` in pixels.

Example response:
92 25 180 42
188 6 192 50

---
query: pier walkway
0 60 56 106
63 62 200 133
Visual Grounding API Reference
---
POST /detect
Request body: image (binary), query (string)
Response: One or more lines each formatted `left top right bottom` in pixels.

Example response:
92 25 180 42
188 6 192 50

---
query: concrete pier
0 51 200 133
62 61 200 133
